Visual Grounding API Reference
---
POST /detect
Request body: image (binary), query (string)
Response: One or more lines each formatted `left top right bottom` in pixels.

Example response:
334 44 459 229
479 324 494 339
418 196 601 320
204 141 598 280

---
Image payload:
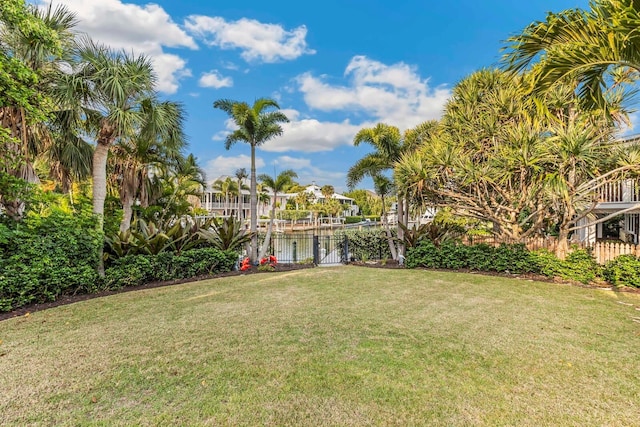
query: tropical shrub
105 216 215 260
405 239 440 268
531 248 602 284
104 247 237 290
406 240 536 274
335 228 393 261
603 254 640 288
344 216 363 224
199 216 252 251
0 209 102 311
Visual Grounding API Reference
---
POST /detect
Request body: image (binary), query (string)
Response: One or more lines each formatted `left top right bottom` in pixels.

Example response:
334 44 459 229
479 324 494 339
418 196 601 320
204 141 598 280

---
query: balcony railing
597 179 640 203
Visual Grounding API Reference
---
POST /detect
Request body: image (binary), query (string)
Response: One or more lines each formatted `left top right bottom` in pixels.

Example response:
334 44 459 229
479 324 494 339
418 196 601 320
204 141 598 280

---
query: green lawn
1 266 640 426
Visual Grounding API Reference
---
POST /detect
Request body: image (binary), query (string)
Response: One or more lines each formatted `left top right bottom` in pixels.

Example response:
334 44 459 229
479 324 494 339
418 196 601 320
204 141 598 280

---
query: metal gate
268 233 347 265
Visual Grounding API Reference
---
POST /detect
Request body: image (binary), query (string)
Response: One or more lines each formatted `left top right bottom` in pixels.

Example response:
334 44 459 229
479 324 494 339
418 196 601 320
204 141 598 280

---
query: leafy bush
105 216 216 260
103 248 237 290
0 210 102 311
603 254 640 288
406 240 536 274
405 239 440 268
103 255 155 289
531 249 602 284
199 216 252 251
344 216 363 224
279 210 311 221
153 248 237 281
335 228 393 261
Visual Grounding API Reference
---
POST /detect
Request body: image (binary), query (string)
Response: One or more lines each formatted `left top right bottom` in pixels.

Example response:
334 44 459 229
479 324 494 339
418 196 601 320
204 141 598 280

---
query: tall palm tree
257 169 297 259
56 38 156 231
347 123 407 258
213 98 289 263
503 0 640 111
234 167 248 220
54 39 155 275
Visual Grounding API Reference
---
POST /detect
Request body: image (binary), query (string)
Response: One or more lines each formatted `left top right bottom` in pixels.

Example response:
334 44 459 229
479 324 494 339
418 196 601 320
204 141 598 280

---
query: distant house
200 179 358 219
576 134 640 244
282 184 359 217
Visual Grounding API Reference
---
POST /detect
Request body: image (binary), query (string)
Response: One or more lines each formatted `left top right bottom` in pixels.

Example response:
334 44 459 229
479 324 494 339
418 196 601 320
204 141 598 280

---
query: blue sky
39 0 589 192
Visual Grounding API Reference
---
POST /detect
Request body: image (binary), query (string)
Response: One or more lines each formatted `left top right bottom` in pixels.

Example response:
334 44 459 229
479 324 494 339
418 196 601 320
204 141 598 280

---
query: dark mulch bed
0 263 314 322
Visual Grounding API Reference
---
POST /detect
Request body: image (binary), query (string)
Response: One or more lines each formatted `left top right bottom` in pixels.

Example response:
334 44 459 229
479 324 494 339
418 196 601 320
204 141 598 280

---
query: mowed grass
1 267 640 426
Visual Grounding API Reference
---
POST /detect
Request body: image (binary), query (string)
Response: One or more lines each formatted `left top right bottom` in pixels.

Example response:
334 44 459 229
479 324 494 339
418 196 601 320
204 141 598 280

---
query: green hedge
0 211 102 312
603 254 640 288
103 248 238 290
406 240 535 274
529 249 602 284
344 216 363 224
406 240 605 284
335 228 394 261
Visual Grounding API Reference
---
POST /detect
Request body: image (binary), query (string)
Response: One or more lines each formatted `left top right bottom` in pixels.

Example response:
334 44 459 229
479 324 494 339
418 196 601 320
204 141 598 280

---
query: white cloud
185 15 315 63
204 155 264 182
272 155 312 170
261 109 366 153
220 60 239 70
40 0 197 94
296 55 450 129
272 156 346 190
199 70 233 88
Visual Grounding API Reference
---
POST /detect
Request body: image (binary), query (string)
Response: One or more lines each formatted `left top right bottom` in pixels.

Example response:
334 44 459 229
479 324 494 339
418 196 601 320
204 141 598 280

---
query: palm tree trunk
397 197 405 257
92 141 109 277
380 195 397 260
120 193 134 232
92 143 109 223
259 201 276 260
250 144 258 263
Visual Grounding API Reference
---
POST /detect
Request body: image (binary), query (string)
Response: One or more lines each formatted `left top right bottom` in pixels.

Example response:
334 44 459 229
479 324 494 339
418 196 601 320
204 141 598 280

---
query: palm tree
234 167 249 220
320 185 334 202
257 169 297 259
213 98 289 263
56 39 155 230
373 175 397 260
113 98 186 232
156 153 206 221
212 177 238 217
503 0 640 111
347 123 406 258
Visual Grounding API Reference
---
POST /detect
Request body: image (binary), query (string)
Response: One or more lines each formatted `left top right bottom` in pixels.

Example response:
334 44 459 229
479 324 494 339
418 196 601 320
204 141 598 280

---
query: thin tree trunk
250 144 258 263
556 228 570 260
380 195 397 260
92 141 110 277
259 201 277 260
120 193 134 233
92 143 109 224
397 197 405 257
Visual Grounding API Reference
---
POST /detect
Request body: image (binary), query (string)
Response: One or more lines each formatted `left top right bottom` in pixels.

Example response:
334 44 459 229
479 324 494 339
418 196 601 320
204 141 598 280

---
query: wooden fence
591 241 640 265
462 236 640 265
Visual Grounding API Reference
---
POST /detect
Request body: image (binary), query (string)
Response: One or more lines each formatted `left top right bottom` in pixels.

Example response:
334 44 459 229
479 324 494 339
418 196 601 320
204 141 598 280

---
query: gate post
342 235 349 264
313 235 319 265
292 241 297 263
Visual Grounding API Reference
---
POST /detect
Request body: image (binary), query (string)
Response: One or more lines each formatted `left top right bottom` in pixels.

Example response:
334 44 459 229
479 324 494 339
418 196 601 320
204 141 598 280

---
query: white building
200 179 358 219
576 134 640 244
